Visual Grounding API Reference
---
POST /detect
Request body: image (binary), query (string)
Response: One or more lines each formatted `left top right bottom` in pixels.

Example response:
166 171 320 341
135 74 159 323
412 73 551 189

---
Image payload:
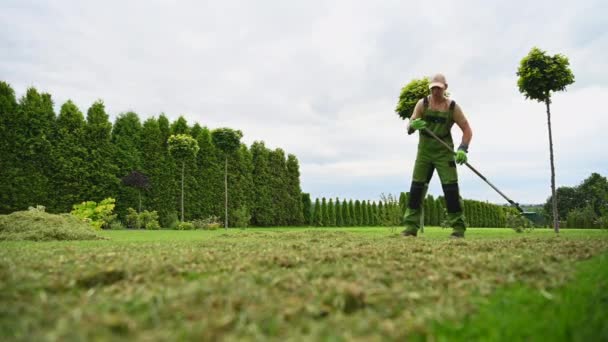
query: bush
192 216 221 230
566 205 597 228
126 208 141 229
0 210 105 241
162 212 179 229
140 210 160 230
232 206 251 228
505 212 533 233
145 221 161 230
175 222 195 230
108 221 126 230
596 216 608 230
71 198 117 230
125 208 160 230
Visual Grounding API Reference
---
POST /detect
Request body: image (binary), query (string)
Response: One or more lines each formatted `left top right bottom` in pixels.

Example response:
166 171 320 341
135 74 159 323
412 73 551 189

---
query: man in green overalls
403 74 473 238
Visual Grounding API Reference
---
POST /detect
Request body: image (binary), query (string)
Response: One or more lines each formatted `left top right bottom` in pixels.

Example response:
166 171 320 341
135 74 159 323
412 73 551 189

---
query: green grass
426 252 608 341
1 227 607 340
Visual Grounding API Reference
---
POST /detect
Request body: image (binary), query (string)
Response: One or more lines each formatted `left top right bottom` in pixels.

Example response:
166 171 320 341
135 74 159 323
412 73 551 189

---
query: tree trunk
225 156 228 230
181 161 185 222
138 190 141 213
546 99 559 233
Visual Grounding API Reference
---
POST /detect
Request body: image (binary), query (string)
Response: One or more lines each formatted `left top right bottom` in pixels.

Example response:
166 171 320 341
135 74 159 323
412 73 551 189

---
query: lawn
1 227 607 341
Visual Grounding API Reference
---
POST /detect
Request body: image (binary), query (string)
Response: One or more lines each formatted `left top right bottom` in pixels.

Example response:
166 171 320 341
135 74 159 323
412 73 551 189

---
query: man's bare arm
453 103 472 149
407 99 425 134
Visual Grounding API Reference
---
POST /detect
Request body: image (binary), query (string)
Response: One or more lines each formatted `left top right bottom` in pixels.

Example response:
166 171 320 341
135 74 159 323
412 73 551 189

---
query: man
403 73 473 238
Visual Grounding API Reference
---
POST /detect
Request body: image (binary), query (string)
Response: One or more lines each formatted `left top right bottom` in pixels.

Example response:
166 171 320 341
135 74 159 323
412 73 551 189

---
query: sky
2 0 607 205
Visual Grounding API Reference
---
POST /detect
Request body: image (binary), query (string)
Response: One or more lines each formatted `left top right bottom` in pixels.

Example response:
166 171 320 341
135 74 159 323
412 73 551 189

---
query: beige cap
429 73 447 89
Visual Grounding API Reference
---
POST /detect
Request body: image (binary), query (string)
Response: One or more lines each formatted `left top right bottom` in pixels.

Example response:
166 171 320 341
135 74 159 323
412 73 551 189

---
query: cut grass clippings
0 210 105 241
0 227 607 340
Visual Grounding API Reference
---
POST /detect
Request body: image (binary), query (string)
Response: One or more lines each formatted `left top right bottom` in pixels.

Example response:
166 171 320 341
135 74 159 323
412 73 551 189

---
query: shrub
140 210 160 230
109 221 126 230
125 208 161 230
596 216 608 230
505 212 533 233
175 222 195 230
232 206 251 228
71 198 117 230
162 212 179 229
126 208 141 229
145 221 161 230
192 216 221 230
0 210 105 241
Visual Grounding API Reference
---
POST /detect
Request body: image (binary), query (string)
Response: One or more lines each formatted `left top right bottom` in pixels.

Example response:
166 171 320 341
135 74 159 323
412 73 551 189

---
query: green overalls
403 97 466 234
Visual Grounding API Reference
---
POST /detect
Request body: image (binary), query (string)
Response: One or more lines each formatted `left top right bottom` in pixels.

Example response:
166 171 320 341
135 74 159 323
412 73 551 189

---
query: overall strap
424 96 455 111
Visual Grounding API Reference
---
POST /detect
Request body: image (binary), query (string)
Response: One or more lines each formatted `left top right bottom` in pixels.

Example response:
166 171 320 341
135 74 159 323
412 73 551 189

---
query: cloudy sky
2 0 607 205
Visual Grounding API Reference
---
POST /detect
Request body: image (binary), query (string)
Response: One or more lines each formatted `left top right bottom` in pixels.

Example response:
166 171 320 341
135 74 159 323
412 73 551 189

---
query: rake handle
421 128 523 213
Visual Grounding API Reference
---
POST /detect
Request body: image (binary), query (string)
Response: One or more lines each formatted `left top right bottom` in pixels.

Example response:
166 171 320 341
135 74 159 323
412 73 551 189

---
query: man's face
431 86 445 97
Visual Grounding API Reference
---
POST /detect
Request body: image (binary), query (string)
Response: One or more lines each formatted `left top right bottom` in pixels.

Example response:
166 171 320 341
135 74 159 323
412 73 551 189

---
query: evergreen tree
268 148 289 225
342 199 350 226
423 196 431 226
362 200 369 226
399 192 408 216
321 197 329 226
367 201 374 226
141 117 177 227
335 198 343 227
193 127 222 220
286 154 304 225
112 112 142 219
378 201 384 226
354 200 361 226
226 145 254 227
302 193 312 225
0 81 18 213
51 100 88 212
313 198 322 226
170 116 190 135
251 142 274 226
84 100 118 202
328 198 336 226
436 196 446 226
10 88 56 210
348 200 355 226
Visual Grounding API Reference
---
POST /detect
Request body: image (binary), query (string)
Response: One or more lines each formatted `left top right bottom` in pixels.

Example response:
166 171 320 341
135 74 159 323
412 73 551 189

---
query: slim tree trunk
546 99 559 233
138 190 141 213
225 156 228 229
181 161 185 222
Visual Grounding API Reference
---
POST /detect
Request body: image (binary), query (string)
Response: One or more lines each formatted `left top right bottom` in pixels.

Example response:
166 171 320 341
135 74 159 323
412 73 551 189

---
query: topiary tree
168 134 199 222
211 128 243 229
517 47 575 233
395 77 431 119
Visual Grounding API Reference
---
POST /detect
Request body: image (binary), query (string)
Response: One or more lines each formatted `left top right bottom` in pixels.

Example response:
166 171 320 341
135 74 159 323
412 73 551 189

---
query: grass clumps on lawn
0 209 106 241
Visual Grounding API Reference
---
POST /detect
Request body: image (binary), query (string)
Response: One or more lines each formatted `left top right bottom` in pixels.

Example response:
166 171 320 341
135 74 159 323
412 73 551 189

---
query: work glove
455 144 468 165
409 118 427 131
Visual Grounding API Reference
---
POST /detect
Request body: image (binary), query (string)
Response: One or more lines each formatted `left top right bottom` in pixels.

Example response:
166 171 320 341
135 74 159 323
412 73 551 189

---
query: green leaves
517 47 575 102
395 77 431 120
71 198 117 230
211 128 243 155
167 134 200 161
